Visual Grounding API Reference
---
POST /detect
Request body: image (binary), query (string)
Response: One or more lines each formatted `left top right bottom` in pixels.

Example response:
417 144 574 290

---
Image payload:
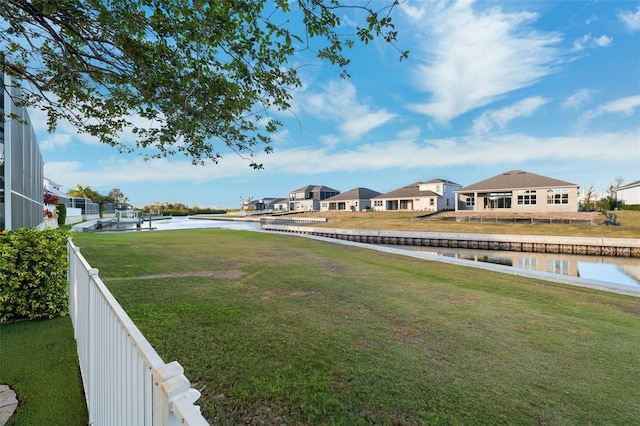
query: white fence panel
68 240 208 426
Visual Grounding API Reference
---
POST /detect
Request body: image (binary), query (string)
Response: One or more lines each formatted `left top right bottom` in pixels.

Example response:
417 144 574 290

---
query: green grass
71 229 640 425
0 317 88 426
297 210 640 238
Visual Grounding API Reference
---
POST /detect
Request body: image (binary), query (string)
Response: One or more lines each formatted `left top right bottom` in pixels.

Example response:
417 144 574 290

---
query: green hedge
0 228 69 322
56 202 67 226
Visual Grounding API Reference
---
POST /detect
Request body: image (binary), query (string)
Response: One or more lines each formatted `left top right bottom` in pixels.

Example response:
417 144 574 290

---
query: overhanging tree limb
1 0 407 167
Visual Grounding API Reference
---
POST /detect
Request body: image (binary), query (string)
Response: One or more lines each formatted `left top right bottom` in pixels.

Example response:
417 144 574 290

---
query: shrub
0 228 69 322
56 202 67 226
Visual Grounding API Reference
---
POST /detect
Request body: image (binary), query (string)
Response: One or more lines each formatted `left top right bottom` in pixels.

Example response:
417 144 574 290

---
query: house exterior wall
617 184 640 205
320 198 371 212
372 181 461 212
456 186 579 213
289 199 317 211
1 73 44 230
288 186 339 212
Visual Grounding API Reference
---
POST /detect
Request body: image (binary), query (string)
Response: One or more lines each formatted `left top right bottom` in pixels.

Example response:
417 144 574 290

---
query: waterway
151 216 640 290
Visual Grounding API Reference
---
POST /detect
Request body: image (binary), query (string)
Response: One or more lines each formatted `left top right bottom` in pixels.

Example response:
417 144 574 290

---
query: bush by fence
0 228 69 322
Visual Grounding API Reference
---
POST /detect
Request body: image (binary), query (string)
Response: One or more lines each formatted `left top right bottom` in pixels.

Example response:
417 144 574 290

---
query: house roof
457 170 578 192
617 179 640 191
421 178 461 186
290 184 340 193
373 182 438 199
265 197 288 205
323 187 381 201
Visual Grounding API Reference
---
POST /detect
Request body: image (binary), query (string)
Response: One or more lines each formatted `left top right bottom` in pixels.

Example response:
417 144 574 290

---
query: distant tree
597 177 624 211
68 184 108 215
67 184 99 200
107 188 129 209
1 0 407 168
580 185 596 211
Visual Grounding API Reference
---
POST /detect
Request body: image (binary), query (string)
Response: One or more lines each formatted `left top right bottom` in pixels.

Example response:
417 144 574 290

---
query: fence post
158 361 206 426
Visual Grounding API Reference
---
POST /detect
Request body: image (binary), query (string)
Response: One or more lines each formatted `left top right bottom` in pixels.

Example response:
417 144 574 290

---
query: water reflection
391 246 640 287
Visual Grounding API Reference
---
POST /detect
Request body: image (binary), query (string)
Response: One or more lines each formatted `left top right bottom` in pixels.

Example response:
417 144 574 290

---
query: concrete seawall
261 224 640 258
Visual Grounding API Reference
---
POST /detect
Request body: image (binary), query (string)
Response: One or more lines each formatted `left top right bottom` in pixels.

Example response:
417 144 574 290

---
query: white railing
68 240 209 426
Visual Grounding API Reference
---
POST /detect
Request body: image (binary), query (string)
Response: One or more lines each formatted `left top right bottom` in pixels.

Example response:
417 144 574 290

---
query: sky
37 0 640 209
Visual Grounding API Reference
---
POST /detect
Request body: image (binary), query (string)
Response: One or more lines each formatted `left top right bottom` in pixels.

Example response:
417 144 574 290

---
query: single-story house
454 170 579 213
320 187 381 212
616 180 640 207
288 185 340 212
371 179 461 212
264 197 289 211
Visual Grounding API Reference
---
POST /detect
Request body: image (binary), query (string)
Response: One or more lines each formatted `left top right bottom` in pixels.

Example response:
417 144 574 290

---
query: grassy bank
0 317 88 426
71 229 640 424
293 210 640 238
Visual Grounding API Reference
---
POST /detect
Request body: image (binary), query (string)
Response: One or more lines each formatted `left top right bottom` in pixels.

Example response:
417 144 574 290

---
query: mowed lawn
71 229 640 425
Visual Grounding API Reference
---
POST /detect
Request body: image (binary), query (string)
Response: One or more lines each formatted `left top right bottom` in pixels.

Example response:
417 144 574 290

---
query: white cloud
405 1 561 123
618 6 640 31
471 97 550 134
43 127 640 199
39 133 72 150
44 153 257 190
299 80 396 140
594 35 613 47
579 95 640 124
339 111 397 140
572 34 613 51
562 89 593 109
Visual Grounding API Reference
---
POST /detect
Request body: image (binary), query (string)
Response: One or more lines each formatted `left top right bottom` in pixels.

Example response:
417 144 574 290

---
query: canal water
151 217 640 289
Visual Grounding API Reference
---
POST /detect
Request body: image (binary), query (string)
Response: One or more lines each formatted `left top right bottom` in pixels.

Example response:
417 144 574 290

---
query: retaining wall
261 224 640 258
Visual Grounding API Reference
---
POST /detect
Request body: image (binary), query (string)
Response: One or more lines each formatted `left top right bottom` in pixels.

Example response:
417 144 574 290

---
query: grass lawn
71 229 640 425
295 210 640 238
0 317 88 426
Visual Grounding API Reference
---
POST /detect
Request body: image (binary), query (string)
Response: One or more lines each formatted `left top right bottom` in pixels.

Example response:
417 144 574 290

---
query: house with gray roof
288 185 340 212
616 179 640 207
372 179 461 212
454 170 579 213
320 187 381 212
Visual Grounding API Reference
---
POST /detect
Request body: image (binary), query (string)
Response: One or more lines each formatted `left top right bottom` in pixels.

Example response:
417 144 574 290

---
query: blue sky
37 0 639 208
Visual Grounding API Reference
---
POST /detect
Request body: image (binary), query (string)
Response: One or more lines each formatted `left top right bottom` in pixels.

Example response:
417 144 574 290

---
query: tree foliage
1 0 407 167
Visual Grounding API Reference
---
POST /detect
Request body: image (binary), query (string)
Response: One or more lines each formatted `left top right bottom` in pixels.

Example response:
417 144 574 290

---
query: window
466 197 475 207
487 192 512 209
517 190 537 205
547 188 569 204
374 200 383 207
429 198 435 206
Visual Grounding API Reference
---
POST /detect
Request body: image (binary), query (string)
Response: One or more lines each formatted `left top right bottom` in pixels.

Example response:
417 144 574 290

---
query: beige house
371 179 461 212
288 185 340 212
320 187 381 212
454 170 579 213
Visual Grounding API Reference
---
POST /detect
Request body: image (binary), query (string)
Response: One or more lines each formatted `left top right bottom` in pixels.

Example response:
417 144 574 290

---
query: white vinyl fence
68 240 209 426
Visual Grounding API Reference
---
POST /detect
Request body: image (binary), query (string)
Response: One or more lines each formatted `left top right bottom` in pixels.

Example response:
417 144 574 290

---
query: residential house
371 179 461 212
241 198 267 212
1 71 44 230
288 185 340 212
320 187 381 212
454 170 579 213
265 197 289 211
615 180 640 207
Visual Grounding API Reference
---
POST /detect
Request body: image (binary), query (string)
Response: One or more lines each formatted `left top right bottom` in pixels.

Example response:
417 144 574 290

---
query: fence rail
68 240 208 425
